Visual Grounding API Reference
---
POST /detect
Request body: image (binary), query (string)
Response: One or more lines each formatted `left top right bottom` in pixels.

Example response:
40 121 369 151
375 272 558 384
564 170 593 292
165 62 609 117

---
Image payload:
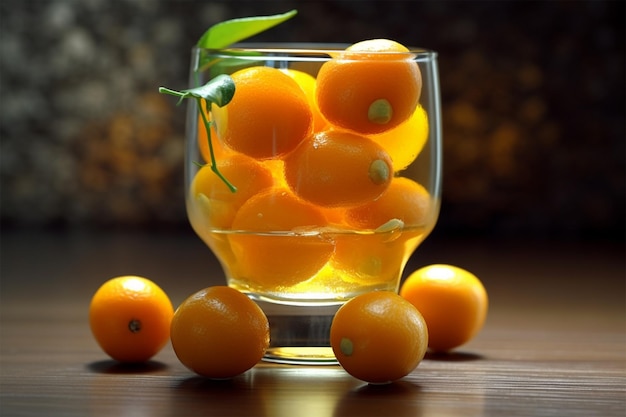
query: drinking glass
184 44 441 364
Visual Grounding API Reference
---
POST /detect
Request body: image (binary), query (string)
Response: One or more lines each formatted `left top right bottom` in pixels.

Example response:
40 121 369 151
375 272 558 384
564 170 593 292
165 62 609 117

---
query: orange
281 68 329 132
330 291 428 383
170 286 270 378
188 153 274 229
197 113 231 164
345 177 431 230
345 39 413 56
400 264 488 352
211 66 313 159
283 130 393 207
316 39 422 134
370 104 429 172
331 232 407 286
228 188 335 288
89 276 174 363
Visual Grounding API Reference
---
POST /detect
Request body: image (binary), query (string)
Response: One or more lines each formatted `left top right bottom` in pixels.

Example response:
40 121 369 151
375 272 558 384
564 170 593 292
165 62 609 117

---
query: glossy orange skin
89 276 174 363
370 104 429 172
400 265 488 351
189 153 275 229
281 68 329 133
228 188 335 287
211 66 313 159
284 130 393 208
170 286 269 379
345 176 431 230
316 40 422 135
330 291 428 383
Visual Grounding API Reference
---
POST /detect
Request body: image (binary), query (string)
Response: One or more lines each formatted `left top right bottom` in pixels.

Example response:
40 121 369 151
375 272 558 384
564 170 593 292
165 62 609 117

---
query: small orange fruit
211 66 313 159
170 286 270 378
316 39 422 134
400 265 488 352
229 188 334 287
281 68 329 132
331 232 408 286
89 276 174 363
370 104 429 172
345 177 431 230
188 153 274 229
330 291 428 384
284 130 393 207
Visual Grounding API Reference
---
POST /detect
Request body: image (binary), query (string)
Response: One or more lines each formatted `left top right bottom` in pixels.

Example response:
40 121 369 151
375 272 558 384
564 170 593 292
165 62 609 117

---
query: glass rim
192 42 438 61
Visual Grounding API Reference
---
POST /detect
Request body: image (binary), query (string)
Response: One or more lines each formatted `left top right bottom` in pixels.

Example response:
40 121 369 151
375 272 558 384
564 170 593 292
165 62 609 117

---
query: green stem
158 87 187 105
196 98 237 193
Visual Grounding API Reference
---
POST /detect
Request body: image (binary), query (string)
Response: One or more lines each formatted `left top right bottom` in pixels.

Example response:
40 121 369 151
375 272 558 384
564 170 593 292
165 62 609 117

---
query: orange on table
281 68 329 132
283 130 393 207
400 264 488 352
345 176 431 230
188 153 274 229
228 188 334 288
330 291 428 383
211 66 313 159
370 104 429 172
170 286 270 378
89 276 174 363
316 39 422 135
197 113 231 164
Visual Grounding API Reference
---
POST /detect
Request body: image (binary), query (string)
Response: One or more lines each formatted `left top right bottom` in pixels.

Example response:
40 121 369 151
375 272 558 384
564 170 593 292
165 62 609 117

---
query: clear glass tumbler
185 44 442 364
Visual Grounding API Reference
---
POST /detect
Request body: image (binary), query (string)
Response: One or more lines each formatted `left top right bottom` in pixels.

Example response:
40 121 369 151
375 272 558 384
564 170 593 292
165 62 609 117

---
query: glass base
252 299 342 365
264 347 337 365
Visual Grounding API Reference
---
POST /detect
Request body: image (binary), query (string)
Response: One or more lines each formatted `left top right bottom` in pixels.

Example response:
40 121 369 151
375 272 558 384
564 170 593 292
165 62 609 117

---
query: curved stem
197 98 237 193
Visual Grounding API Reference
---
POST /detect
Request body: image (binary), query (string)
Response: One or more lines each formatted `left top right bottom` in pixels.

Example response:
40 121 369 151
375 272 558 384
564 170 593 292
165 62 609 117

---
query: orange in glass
370 104 429 172
283 130 393 207
211 66 313 159
345 176 431 230
89 276 174 363
188 153 274 229
330 291 428 383
400 264 488 352
170 286 270 378
281 68 329 132
330 233 408 287
316 39 422 134
228 188 334 288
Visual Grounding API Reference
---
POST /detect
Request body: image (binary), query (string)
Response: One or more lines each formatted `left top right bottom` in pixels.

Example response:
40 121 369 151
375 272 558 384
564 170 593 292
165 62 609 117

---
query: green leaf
197 9 297 49
158 74 235 108
184 74 236 107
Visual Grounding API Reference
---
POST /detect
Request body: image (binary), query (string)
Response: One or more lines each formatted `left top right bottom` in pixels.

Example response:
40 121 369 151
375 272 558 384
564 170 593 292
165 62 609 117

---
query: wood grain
1 230 624 416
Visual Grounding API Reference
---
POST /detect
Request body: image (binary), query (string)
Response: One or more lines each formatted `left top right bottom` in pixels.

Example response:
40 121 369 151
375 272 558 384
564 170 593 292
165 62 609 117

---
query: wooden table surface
1 229 624 416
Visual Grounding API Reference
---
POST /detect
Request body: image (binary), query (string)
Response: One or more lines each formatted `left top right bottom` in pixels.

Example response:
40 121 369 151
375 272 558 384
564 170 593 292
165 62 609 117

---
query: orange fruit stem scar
340 338 354 356
128 319 142 333
368 99 393 124
368 159 390 185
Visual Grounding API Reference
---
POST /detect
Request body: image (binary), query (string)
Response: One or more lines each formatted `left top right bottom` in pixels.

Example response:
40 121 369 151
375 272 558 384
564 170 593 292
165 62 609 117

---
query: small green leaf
185 74 236 107
158 74 235 108
197 9 297 49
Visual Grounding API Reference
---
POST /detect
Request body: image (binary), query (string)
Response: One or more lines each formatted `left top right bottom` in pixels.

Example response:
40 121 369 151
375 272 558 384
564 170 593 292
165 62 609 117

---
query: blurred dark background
1 0 624 242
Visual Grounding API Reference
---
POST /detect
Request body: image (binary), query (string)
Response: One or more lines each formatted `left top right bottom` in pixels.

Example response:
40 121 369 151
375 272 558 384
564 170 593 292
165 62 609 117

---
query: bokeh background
1 0 624 242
